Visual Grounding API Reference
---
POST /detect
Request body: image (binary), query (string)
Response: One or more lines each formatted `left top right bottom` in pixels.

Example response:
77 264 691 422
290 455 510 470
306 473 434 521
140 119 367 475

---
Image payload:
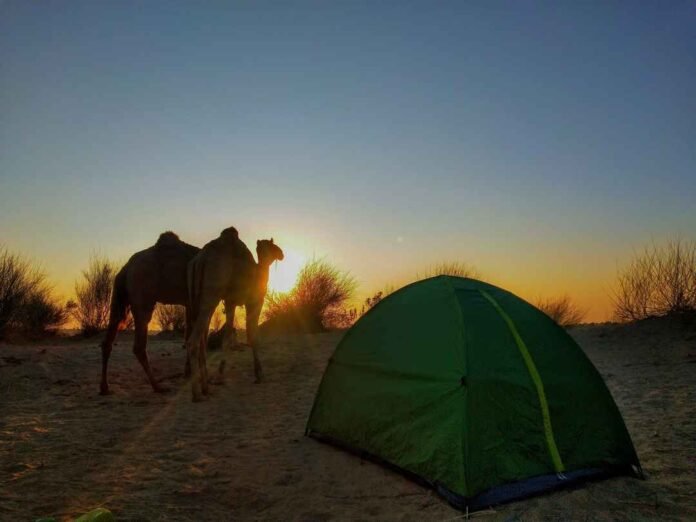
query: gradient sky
2 1 695 321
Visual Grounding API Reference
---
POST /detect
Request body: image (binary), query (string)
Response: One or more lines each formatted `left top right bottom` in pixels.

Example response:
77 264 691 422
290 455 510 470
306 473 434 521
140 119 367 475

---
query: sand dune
1 321 694 521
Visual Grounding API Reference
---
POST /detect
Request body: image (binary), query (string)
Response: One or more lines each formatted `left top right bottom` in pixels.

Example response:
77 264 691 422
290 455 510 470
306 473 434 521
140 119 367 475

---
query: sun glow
267 248 305 293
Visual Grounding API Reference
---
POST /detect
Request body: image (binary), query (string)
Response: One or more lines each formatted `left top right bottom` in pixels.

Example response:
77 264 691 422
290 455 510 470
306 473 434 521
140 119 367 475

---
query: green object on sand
74 508 114 522
306 276 642 511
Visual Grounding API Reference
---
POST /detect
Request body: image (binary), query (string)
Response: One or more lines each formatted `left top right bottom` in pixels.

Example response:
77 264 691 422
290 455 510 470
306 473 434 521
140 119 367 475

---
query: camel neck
255 259 273 293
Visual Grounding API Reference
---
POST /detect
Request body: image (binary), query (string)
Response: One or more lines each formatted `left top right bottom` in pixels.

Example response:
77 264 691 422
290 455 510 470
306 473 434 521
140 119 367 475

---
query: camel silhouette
220 238 285 352
99 231 199 395
185 232 284 401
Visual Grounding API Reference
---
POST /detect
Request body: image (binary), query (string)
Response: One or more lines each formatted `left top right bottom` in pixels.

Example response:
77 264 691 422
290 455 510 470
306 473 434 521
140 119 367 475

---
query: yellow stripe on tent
479 290 565 473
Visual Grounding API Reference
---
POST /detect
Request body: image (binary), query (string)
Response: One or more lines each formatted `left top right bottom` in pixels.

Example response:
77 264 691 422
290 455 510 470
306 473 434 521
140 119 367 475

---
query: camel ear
256 240 260 246
271 237 274 243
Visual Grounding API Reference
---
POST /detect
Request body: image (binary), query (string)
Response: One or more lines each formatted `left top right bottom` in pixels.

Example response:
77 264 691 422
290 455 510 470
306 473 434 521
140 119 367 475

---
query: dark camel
221 238 285 356
99 231 199 395
186 233 284 401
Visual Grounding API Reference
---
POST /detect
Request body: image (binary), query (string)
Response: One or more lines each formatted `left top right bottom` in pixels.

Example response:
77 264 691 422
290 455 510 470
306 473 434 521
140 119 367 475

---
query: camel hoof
192 394 207 403
99 388 113 396
153 386 170 394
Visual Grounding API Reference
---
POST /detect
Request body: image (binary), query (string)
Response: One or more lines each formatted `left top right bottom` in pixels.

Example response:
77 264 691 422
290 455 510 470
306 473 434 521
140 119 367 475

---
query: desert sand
1 321 695 521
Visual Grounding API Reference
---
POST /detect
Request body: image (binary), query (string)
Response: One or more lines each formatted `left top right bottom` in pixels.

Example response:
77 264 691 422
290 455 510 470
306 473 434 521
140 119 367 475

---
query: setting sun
267 248 305 293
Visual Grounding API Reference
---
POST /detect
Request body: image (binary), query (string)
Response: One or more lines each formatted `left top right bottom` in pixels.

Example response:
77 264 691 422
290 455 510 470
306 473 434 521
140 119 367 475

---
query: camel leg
185 317 206 402
99 317 121 395
200 326 210 396
184 307 193 378
245 300 263 383
223 301 238 351
132 306 167 393
185 301 216 402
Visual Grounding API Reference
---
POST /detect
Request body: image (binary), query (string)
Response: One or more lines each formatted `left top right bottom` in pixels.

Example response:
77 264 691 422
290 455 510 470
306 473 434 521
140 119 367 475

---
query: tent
306 276 641 511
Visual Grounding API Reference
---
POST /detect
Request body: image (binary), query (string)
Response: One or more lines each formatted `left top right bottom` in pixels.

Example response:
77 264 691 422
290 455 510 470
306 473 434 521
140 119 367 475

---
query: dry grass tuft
155 304 186 333
416 261 480 281
613 239 696 322
0 247 66 339
536 294 587 326
360 285 396 316
263 259 356 333
68 255 117 336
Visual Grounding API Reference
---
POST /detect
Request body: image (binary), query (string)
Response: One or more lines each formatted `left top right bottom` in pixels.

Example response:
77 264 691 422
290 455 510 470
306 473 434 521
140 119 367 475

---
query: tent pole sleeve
479 290 565 473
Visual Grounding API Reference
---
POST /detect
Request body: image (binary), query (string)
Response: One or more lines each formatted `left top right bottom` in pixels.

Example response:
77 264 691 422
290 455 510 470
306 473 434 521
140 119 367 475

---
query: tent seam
442 276 470 497
479 289 565 473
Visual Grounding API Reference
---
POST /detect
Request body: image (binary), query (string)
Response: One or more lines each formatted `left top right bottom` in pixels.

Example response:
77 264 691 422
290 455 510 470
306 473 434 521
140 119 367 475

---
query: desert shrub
324 306 358 329
262 291 293 327
363 291 384 313
70 255 117 335
210 303 226 332
536 294 587 326
360 285 396 316
417 261 480 280
0 247 65 338
0 248 40 337
17 286 67 336
155 304 186 333
263 259 357 333
613 239 696 322
206 304 230 350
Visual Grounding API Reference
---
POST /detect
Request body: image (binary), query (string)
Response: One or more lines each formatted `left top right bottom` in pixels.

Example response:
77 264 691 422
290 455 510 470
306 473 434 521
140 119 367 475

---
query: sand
1 321 694 521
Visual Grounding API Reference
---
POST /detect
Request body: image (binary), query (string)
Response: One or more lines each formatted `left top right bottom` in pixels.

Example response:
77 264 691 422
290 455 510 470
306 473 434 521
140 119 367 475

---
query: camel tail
109 267 130 329
101 267 129 351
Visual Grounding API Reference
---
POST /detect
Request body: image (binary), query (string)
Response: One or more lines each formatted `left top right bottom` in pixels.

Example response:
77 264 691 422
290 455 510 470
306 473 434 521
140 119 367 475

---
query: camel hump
156 231 182 247
220 226 239 241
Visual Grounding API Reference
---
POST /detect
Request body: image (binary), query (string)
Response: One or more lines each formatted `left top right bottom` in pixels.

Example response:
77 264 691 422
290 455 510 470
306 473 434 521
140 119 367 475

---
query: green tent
306 276 641 510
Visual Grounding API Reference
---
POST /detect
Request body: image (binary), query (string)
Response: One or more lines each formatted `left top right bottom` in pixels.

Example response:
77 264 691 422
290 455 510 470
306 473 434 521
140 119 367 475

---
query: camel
100 231 199 395
219 238 285 355
185 232 284 402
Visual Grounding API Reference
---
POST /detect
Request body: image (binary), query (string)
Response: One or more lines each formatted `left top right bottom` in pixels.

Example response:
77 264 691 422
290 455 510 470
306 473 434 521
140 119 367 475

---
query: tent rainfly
306 276 642 511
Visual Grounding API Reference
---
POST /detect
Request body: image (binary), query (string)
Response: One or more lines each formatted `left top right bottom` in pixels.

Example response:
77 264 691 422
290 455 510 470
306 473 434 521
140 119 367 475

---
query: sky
1 1 695 321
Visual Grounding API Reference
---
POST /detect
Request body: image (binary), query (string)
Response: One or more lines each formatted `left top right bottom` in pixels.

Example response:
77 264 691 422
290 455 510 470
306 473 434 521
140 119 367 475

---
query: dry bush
362 291 385 313
70 255 117 335
210 304 226 332
263 259 357 332
155 304 186 333
417 261 480 281
360 285 396 316
206 304 229 350
324 307 358 329
17 286 67 336
536 294 587 326
263 291 293 327
0 248 41 337
613 239 696 322
0 247 65 338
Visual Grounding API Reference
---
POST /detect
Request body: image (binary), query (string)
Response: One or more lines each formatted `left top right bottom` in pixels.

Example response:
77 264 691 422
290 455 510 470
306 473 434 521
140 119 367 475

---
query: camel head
256 238 284 266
